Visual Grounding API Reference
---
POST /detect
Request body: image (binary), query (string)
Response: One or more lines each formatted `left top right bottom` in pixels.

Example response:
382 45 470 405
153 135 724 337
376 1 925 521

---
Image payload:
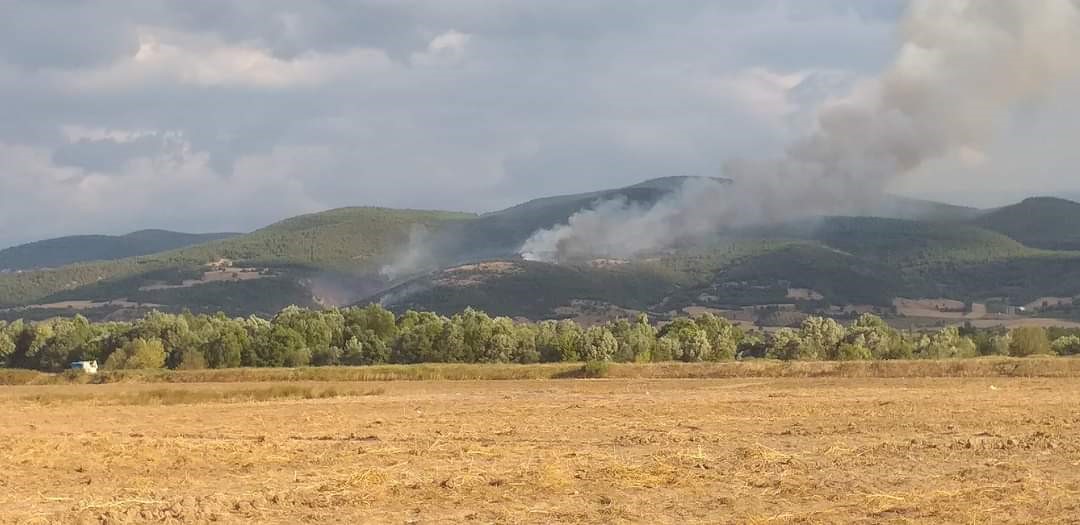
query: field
3 362 1080 524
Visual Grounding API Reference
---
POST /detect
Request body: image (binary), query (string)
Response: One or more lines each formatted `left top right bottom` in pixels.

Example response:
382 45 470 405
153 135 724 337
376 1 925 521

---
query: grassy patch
18 384 386 406
3 357 1080 387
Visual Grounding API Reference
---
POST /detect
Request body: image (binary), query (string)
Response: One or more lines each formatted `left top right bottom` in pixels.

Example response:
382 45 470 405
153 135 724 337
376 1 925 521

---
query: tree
342 331 390 365
918 327 978 359
511 323 540 364
175 348 208 370
554 320 584 362
257 324 310 367
536 320 584 362
105 338 167 370
1052 335 1080 355
659 320 711 362
342 304 398 346
273 306 334 358
799 316 846 360
766 328 805 360
609 315 656 363
393 311 446 364
201 320 250 369
694 313 741 361
1009 327 1052 357
0 327 14 367
582 326 618 362
984 334 1012 356
653 335 678 362
432 322 466 363
846 313 907 359
130 311 196 369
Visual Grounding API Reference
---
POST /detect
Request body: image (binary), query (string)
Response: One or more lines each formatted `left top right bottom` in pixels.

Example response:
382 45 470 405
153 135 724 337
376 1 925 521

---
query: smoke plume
520 0 1080 263
380 224 436 281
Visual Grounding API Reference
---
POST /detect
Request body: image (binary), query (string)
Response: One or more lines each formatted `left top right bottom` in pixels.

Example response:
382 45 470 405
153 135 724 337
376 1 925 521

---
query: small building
69 360 98 374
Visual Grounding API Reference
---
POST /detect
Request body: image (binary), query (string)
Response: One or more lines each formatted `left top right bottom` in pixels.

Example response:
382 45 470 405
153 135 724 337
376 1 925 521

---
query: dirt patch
139 268 267 291
2 377 1079 523
894 297 969 318
1 299 163 312
434 262 521 288
444 261 518 274
553 299 643 326
786 288 824 301
1024 297 1074 311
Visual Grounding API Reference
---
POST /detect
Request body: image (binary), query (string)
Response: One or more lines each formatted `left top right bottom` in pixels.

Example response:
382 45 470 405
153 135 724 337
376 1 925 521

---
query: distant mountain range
1 177 1079 323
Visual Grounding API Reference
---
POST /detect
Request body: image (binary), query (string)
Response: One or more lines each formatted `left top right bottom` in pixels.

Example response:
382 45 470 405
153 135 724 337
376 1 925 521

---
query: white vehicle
68 360 98 374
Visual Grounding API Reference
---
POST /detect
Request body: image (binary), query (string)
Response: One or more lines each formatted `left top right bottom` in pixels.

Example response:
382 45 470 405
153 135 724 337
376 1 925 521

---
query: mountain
974 197 1080 251
0 230 240 271
2 177 1080 322
375 216 1080 319
0 208 473 313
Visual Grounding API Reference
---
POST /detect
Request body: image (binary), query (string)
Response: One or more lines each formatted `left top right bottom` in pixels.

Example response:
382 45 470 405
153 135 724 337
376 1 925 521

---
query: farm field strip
2 377 1079 523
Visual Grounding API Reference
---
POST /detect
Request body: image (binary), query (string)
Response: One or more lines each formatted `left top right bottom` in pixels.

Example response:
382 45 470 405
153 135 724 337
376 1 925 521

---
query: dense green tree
273 306 335 358
256 324 310 367
393 311 446 364
201 320 250 369
342 304 398 346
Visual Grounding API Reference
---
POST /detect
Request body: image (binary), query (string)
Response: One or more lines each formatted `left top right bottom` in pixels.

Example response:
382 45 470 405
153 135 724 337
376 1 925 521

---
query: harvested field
2 370 1080 523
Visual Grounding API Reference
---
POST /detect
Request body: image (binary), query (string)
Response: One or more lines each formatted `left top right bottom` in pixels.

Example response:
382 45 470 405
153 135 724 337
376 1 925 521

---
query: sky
1 0 1078 248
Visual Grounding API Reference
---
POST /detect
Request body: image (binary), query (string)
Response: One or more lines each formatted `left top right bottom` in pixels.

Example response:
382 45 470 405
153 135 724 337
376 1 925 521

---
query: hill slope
0 208 474 311
975 197 1080 250
0 230 240 271
3 177 1080 322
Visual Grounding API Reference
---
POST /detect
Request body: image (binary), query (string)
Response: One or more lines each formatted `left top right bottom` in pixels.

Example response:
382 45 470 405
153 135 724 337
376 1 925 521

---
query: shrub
1052 335 1080 355
175 348 208 370
1009 327 1052 357
105 338 167 370
581 360 610 378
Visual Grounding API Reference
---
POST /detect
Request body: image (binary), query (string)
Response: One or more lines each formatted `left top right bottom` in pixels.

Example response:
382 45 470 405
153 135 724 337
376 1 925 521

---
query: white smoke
520 0 1080 263
380 224 436 281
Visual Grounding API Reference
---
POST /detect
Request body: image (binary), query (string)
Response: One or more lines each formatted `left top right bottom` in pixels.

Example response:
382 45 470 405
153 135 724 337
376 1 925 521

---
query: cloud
1 0 1074 249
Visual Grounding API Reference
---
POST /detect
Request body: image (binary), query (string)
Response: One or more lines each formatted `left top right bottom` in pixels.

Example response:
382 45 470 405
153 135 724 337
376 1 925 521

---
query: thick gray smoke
521 0 1080 263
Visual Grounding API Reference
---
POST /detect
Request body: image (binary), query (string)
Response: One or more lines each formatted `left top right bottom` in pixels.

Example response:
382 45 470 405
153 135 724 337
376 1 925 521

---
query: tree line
0 305 1077 372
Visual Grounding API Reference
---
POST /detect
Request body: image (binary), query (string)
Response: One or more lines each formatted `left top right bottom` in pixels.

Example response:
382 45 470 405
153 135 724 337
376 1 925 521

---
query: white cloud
9 0 1075 247
61 27 393 91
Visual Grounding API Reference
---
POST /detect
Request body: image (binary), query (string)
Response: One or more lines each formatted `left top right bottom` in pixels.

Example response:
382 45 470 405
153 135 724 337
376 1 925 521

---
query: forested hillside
975 197 1080 250
0 230 240 271
0 208 473 310
2 178 1080 321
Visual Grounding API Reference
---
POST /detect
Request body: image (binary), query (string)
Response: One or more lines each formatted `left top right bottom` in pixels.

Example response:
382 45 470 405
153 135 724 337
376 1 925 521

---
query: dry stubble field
2 374 1080 524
